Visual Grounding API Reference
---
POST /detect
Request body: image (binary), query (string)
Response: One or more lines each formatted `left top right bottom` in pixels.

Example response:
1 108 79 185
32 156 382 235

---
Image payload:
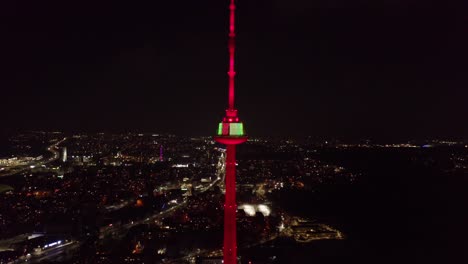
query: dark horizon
1 129 467 146
1 1 467 140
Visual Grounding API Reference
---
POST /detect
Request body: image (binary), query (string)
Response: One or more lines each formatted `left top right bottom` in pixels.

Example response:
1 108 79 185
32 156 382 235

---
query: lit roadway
99 176 223 239
0 138 67 178
15 241 79 264
98 150 225 240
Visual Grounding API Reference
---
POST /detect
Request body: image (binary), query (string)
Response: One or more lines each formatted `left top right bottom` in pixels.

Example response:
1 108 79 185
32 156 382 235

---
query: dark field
264 147 468 264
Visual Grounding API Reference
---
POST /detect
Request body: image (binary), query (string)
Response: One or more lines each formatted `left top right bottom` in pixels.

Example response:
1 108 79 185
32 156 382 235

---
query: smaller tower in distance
159 145 164 162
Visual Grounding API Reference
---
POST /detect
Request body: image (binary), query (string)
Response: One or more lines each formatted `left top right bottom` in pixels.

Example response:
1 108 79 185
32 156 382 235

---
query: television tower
214 1 247 263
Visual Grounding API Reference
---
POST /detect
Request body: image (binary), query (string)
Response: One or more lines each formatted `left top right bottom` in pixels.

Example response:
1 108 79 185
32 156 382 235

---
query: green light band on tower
218 122 244 136
229 123 244 136
218 123 223 135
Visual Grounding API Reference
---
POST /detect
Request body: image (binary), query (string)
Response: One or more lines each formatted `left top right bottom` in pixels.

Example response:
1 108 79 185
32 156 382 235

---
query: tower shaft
223 144 237 264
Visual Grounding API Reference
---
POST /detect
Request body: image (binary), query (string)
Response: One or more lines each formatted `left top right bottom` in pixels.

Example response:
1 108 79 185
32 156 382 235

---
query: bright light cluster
241 204 256 216
257 204 271 216
239 204 271 217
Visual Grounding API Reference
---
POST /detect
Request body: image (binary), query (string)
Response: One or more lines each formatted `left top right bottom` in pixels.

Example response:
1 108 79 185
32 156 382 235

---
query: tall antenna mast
228 0 236 110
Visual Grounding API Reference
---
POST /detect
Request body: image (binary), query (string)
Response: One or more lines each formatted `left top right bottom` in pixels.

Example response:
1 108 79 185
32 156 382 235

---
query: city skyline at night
0 1 467 263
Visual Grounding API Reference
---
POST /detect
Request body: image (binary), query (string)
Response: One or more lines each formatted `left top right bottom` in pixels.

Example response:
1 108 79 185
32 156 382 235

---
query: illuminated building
214 1 247 263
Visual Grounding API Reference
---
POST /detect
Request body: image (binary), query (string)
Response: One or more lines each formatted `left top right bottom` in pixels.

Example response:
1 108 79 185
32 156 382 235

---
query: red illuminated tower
214 1 247 263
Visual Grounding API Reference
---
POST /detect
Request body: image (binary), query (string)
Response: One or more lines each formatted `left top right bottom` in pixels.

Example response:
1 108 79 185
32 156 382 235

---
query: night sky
1 0 467 140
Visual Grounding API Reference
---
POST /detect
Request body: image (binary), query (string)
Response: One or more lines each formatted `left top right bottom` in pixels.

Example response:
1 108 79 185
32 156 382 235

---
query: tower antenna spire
228 0 236 110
